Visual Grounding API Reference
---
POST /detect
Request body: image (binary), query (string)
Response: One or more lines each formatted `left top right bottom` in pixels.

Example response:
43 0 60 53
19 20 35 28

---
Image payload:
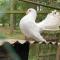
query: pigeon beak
26 11 28 14
26 10 31 14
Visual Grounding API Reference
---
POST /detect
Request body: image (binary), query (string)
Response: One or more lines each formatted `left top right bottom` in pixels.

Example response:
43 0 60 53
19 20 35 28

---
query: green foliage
0 0 60 30
0 32 7 39
16 1 37 11
36 13 47 22
0 0 10 11
0 0 10 25
0 14 10 26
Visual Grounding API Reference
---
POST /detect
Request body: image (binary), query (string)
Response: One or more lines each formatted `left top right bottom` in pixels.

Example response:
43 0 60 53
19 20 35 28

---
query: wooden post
10 0 14 33
28 43 39 60
13 0 17 30
56 45 60 60
10 0 17 33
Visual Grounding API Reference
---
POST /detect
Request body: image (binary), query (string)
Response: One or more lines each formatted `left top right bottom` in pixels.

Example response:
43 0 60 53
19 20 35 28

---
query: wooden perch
19 0 60 10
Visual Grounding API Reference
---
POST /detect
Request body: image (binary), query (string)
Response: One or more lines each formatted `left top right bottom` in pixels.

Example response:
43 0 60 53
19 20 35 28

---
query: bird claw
34 41 39 44
44 40 48 44
39 41 48 44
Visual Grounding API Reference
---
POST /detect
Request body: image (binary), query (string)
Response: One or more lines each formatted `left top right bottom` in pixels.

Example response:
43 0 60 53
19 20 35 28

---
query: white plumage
19 8 60 42
37 10 60 30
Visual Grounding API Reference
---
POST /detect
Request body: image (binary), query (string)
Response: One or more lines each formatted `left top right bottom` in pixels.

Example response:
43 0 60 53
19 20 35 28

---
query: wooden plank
38 43 57 60
28 43 39 60
28 43 57 60
56 45 60 60
0 10 48 14
48 43 57 60
10 0 17 33
39 43 49 60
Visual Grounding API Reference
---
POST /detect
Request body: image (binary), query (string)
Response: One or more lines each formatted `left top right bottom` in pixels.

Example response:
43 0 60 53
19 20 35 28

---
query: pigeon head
51 10 57 14
55 11 60 16
26 8 37 15
51 10 60 17
51 10 60 16
48 10 59 16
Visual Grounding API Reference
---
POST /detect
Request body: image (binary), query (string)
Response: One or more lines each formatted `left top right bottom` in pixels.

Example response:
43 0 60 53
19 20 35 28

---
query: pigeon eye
29 10 31 12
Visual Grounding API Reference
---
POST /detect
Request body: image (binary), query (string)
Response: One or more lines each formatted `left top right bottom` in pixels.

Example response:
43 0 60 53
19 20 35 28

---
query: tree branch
19 0 60 10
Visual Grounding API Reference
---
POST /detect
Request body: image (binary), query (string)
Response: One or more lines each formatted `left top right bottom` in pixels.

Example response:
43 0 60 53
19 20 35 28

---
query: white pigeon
37 10 60 30
19 8 47 42
19 8 60 42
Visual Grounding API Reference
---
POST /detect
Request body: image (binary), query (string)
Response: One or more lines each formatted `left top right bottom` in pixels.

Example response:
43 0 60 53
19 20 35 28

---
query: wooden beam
0 10 48 14
10 0 16 33
19 0 60 10
0 10 25 14
56 45 60 60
